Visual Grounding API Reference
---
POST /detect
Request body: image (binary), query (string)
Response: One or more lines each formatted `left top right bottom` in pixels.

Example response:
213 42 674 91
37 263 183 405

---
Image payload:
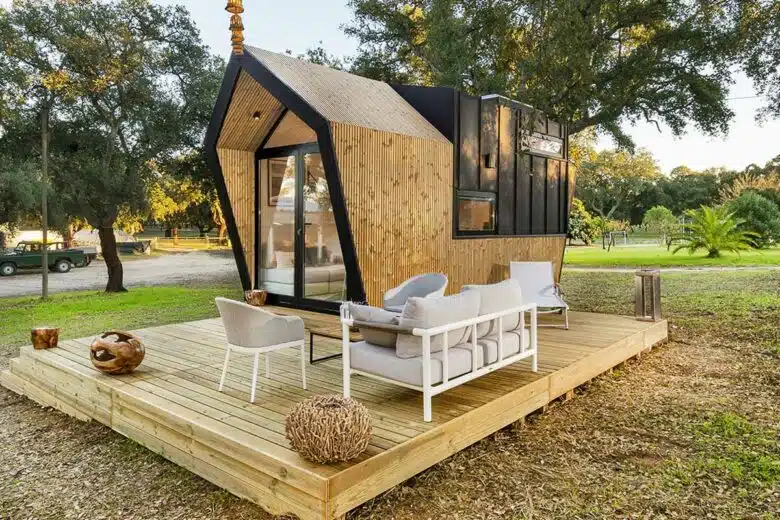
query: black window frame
455 190 498 236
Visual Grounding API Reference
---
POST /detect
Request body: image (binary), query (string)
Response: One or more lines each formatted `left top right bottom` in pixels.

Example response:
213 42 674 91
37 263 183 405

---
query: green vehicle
0 241 89 277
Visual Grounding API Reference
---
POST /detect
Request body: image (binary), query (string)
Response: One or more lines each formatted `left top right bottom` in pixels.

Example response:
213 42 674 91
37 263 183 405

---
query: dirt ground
1 271 778 520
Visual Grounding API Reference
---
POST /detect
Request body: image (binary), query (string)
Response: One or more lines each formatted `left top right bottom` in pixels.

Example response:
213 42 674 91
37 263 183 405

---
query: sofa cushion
395 291 481 359
350 341 483 386
349 303 400 348
478 329 530 364
461 279 524 338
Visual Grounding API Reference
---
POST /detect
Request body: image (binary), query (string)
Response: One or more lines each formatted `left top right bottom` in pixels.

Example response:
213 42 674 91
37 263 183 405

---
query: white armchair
215 297 306 403
383 273 448 312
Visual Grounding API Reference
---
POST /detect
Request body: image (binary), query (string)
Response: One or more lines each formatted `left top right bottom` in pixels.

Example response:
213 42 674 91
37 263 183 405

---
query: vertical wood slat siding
332 123 565 306
217 71 284 151
217 149 256 285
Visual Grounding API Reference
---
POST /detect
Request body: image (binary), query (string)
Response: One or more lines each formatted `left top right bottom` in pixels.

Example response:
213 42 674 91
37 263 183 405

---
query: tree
741 1 780 119
660 167 725 215
576 148 660 220
567 198 598 245
673 206 758 258
641 205 678 248
1 0 223 291
344 0 744 146
728 191 780 248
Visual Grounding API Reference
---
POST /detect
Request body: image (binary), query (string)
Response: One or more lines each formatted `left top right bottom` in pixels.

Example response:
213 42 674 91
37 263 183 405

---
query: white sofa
341 279 538 422
260 264 345 297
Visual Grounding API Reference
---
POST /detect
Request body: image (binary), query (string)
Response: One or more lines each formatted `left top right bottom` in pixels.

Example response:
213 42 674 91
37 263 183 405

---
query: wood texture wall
216 72 289 287
331 123 565 306
217 149 255 284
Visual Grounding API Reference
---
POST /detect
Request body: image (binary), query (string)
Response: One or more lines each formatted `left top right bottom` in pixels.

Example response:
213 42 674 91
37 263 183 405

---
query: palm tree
673 206 759 258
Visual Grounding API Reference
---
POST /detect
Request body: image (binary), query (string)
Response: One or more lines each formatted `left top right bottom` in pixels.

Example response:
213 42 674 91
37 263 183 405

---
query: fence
150 236 230 251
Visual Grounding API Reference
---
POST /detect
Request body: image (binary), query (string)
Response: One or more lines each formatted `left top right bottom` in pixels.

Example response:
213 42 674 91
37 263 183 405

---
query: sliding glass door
257 144 346 309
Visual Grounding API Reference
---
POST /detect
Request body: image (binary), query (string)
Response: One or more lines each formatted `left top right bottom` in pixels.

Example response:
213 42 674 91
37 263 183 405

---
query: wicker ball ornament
285 395 372 464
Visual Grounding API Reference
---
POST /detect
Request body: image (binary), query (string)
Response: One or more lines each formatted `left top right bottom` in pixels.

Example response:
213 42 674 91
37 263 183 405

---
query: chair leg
265 353 270 378
299 342 307 390
218 347 231 392
250 352 260 403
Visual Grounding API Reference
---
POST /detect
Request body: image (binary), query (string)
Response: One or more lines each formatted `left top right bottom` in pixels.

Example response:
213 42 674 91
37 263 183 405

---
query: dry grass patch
1 271 778 519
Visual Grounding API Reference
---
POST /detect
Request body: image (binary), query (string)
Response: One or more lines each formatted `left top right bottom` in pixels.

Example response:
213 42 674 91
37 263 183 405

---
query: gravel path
0 251 240 297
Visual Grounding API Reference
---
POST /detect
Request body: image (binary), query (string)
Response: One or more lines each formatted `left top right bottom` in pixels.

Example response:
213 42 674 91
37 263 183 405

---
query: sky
5 0 779 175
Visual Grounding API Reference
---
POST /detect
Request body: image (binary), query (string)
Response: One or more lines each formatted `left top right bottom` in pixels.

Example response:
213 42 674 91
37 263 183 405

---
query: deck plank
1 310 667 520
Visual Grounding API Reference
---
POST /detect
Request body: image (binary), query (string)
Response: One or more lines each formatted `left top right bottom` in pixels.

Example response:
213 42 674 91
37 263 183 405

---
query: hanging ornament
225 0 244 14
229 14 244 31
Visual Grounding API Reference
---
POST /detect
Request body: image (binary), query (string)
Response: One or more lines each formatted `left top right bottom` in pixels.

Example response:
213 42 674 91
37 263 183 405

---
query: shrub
673 205 759 258
728 191 780 248
567 198 599 245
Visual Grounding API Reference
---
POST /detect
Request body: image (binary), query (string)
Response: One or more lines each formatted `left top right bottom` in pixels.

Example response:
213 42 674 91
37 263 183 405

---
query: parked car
0 241 89 276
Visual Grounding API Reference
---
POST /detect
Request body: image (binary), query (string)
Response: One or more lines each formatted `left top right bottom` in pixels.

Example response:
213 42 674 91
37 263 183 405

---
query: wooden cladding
217 71 283 151
217 148 255 285
332 123 566 306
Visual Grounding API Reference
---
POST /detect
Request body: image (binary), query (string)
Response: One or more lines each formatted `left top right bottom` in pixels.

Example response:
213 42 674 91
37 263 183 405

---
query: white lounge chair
509 261 569 329
383 273 448 312
215 297 307 403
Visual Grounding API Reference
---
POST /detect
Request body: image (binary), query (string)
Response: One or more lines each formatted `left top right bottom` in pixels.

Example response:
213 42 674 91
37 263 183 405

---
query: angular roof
246 46 449 143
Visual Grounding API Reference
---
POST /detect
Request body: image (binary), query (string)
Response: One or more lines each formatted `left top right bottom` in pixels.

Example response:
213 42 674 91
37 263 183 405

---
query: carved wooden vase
90 330 145 375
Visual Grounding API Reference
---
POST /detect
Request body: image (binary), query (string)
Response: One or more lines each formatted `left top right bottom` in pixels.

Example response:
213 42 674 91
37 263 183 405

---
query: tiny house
206 47 573 312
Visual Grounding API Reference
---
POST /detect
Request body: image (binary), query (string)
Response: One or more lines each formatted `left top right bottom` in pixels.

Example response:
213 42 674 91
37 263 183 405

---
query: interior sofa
341 279 538 422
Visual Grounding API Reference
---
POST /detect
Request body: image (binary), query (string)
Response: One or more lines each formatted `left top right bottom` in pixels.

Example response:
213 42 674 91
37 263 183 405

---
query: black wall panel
480 98 498 192
459 94 480 190
546 159 561 233
497 105 515 234
531 156 547 234
516 154 532 234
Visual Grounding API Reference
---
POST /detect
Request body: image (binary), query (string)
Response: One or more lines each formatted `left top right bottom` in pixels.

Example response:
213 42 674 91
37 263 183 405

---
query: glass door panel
258 155 297 296
301 153 346 301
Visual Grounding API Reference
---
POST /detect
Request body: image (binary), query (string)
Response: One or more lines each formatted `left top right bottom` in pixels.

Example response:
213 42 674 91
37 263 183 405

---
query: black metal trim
204 56 252 291
206 51 367 306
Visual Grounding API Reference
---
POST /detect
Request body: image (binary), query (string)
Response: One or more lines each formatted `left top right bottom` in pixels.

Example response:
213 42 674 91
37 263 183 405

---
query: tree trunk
65 223 74 248
99 226 127 292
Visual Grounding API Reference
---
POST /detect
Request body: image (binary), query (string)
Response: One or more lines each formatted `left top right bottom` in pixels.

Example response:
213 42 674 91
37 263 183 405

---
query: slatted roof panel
246 46 449 143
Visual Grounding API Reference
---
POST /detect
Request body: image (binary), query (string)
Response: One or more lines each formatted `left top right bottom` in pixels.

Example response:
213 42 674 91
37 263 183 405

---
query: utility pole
41 104 49 299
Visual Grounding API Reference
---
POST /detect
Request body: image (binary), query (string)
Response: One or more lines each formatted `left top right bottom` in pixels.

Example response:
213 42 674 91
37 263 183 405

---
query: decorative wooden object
244 289 268 306
225 0 244 55
31 327 60 350
635 269 662 322
285 395 372 464
90 330 145 375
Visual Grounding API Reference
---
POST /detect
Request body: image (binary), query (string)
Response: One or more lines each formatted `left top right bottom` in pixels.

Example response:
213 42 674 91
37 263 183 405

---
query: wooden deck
1 309 667 520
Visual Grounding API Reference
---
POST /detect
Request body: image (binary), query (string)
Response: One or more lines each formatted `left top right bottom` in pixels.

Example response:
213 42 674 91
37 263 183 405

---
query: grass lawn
1 272 779 519
0 284 243 361
565 244 780 267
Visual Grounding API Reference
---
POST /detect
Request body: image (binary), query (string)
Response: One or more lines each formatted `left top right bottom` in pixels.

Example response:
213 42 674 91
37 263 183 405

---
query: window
457 192 496 234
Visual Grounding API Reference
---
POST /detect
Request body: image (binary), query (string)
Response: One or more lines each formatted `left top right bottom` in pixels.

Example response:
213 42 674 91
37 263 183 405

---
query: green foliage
0 158 40 231
740 1 780 119
728 191 780 248
567 198 598 245
344 0 746 146
642 206 678 247
0 0 223 290
673 206 759 258
576 148 660 219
